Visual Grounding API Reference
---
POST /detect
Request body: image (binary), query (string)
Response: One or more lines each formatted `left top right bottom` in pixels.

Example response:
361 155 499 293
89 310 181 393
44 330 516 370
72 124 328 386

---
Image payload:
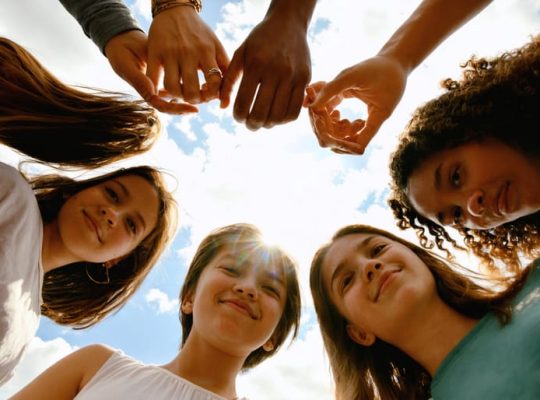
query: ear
180 291 194 315
262 338 275 352
346 324 376 347
104 257 123 269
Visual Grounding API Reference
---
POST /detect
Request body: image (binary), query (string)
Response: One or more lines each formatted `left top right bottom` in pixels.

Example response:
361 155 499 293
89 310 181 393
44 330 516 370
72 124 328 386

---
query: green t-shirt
431 260 540 399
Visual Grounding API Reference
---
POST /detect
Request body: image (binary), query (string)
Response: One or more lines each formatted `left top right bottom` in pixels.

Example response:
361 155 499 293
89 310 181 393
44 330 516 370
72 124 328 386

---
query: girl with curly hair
310 224 539 400
11 224 301 400
388 35 540 273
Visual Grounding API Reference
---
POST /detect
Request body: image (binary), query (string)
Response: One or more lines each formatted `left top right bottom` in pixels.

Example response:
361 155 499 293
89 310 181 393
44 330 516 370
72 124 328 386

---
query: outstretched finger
148 96 199 114
220 45 244 109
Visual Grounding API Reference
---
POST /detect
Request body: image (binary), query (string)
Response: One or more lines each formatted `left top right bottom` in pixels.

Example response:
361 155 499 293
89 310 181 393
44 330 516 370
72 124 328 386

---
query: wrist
151 0 202 17
264 0 317 32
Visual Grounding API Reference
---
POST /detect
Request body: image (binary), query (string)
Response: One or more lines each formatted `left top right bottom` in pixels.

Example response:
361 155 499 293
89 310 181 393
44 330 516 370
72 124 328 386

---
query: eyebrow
329 235 376 293
113 179 147 232
219 254 286 287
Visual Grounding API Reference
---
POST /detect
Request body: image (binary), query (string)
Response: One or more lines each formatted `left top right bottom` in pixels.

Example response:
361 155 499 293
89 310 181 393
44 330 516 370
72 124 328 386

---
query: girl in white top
0 36 178 384
11 224 302 400
0 161 177 386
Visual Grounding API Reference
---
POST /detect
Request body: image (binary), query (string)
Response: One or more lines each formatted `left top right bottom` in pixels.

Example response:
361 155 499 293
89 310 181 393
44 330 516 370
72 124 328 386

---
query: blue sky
1 0 539 398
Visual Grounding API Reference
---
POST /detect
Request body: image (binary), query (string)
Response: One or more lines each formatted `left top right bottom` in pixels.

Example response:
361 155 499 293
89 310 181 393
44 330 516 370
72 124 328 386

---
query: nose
363 261 382 283
233 278 258 300
100 206 119 227
466 190 485 217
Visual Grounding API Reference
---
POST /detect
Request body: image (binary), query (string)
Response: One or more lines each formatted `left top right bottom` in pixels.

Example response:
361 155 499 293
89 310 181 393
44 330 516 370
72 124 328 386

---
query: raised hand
306 56 407 155
220 11 311 131
105 29 198 114
146 6 229 105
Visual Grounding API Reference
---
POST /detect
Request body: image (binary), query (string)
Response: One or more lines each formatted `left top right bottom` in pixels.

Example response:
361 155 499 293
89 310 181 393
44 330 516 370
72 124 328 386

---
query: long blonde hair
0 36 160 168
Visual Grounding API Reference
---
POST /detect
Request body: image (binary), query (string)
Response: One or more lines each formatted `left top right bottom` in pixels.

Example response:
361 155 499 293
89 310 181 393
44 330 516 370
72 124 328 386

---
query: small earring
85 263 110 285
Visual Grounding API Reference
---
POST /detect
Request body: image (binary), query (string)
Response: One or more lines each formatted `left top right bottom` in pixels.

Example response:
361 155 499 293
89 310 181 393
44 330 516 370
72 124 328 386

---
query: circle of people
1 0 539 399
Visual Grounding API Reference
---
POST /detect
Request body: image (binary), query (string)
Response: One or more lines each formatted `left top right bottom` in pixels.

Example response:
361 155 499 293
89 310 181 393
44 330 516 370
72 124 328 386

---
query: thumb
355 110 386 149
308 74 351 110
126 70 157 101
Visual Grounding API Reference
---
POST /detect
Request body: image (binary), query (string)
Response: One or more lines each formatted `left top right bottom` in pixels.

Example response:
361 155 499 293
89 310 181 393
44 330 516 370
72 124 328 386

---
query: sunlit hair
179 223 301 370
310 224 531 400
33 166 178 328
0 36 160 168
388 35 540 273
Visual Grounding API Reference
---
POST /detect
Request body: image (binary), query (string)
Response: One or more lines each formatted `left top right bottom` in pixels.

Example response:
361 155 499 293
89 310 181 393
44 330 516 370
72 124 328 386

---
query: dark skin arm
220 0 318 131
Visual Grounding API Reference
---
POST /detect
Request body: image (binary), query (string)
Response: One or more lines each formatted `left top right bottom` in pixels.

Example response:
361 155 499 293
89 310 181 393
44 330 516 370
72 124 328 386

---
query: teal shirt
431 260 540 399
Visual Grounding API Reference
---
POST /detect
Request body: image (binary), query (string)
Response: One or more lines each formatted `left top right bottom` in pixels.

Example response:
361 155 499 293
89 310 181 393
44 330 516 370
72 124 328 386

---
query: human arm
146 3 229 105
9 345 113 400
59 0 197 114
220 0 318 130
307 0 493 154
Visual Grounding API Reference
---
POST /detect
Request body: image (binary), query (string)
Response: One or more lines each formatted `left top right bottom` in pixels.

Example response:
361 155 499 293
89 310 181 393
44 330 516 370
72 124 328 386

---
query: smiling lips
83 210 102 243
374 269 401 301
221 298 258 320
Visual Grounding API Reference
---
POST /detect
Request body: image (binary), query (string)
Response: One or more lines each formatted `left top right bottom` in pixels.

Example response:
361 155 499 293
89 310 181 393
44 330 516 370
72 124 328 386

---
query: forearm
378 0 492 74
264 0 318 31
59 0 142 54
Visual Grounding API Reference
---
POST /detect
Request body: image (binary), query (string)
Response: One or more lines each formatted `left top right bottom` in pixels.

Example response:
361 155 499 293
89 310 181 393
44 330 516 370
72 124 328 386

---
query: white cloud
145 288 180 314
0 337 77 399
1 0 539 398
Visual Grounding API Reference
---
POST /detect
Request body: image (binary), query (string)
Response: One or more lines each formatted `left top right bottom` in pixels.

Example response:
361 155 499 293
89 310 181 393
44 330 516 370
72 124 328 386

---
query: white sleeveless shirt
75 350 249 400
0 162 43 386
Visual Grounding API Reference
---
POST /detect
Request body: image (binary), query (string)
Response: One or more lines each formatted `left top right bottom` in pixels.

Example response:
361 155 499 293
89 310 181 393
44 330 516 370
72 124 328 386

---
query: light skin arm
307 0 493 154
105 29 199 114
220 0 318 131
10 345 113 400
146 5 230 105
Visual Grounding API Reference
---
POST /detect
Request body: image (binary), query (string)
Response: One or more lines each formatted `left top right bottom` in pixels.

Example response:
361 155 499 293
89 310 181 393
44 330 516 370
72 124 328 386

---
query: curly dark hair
389 35 540 273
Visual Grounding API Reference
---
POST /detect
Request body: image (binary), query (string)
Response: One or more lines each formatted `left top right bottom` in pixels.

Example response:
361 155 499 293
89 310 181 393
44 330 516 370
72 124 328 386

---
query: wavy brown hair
179 223 301 371
33 166 178 328
310 224 532 400
0 36 160 168
388 35 540 273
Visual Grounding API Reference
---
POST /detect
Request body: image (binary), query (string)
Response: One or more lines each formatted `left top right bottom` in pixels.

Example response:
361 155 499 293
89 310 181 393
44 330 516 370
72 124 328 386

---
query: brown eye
450 166 461 187
126 218 137 234
371 243 386 257
105 187 119 202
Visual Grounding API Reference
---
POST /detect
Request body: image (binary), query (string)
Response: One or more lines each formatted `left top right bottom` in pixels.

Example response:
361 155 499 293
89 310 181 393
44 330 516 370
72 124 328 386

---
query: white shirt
0 162 43 386
75 350 249 400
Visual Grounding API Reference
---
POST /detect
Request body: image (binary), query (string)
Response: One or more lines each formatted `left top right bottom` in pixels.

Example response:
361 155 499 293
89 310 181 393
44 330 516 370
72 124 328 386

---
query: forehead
322 233 373 282
212 243 287 279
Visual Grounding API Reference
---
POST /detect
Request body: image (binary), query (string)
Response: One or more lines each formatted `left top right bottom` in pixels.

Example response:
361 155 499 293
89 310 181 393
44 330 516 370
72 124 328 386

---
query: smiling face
407 139 540 230
321 233 437 344
184 245 287 357
56 174 160 264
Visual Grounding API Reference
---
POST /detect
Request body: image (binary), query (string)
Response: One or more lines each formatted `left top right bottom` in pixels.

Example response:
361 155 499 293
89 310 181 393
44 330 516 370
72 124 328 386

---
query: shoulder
74 344 117 388
0 162 29 193
0 162 33 208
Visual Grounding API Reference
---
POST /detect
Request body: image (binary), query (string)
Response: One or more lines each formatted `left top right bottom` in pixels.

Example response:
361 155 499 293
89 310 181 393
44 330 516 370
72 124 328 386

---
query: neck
161 333 246 400
41 221 76 274
391 298 478 376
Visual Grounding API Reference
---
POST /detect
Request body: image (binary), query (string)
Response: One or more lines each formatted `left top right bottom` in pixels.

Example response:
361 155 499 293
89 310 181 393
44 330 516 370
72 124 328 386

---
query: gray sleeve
59 0 143 55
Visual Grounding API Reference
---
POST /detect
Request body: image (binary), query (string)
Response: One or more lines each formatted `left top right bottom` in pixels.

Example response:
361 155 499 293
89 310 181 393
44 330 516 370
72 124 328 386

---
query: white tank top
75 350 248 400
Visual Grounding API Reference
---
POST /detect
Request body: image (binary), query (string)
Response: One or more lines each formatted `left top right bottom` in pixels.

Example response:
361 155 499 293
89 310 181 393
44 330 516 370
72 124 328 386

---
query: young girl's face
185 245 287 357
407 139 540 230
321 233 436 345
56 174 160 264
